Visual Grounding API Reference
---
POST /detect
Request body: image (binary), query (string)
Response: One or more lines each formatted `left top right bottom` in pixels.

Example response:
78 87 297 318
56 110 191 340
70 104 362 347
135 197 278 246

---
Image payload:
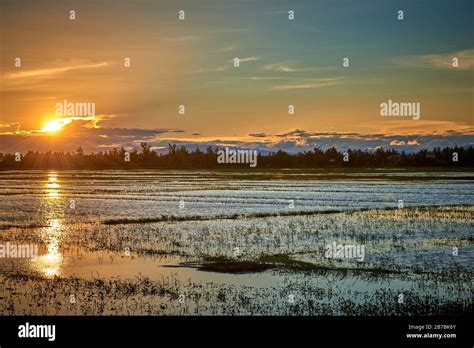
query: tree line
0 143 472 169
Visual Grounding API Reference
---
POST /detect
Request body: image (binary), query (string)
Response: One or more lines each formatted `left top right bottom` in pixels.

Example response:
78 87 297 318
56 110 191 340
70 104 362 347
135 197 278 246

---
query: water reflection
31 172 65 277
46 172 60 198
34 219 63 277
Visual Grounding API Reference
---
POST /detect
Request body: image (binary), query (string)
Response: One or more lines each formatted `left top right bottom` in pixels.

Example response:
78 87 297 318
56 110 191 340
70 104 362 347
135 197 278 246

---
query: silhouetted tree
0 145 472 169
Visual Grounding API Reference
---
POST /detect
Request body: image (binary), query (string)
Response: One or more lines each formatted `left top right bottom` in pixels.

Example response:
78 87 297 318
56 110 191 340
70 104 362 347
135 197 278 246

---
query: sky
0 0 473 154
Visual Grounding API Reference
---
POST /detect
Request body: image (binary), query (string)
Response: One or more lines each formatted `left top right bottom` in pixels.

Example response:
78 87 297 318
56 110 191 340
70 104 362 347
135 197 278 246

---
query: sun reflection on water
32 172 65 277
34 218 63 277
46 172 60 198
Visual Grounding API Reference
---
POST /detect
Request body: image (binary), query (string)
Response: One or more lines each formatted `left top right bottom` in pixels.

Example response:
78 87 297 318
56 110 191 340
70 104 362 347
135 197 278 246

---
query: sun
42 120 63 133
41 118 72 133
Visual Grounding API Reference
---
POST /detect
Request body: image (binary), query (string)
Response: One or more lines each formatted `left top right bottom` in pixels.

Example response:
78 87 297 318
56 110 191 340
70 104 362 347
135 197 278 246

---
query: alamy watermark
56 99 95 117
217 147 258 167
0 242 38 258
324 242 365 262
380 99 420 120
18 322 55 342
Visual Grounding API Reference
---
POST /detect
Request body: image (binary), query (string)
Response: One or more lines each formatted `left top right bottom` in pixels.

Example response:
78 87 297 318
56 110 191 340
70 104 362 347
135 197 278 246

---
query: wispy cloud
250 77 287 80
5 62 110 79
220 46 235 52
163 36 198 43
264 63 298 72
271 78 343 91
373 120 474 136
0 122 21 134
190 66 228 74
393 49 474 70
229 56 260 63
264 62 333 72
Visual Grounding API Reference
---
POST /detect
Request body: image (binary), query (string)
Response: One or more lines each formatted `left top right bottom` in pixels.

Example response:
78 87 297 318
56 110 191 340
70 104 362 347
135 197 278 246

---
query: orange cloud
4 62 110 79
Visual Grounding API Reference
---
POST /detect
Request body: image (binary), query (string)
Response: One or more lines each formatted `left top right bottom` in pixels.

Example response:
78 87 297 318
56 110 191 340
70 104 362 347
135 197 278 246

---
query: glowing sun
41 119 72 133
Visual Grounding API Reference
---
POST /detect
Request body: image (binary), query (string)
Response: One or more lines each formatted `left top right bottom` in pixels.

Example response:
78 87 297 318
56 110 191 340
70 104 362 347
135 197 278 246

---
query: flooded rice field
0 170 472 315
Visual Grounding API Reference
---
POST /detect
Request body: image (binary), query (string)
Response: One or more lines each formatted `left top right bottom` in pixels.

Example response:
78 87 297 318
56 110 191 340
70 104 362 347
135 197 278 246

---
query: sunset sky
1 0 473 153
